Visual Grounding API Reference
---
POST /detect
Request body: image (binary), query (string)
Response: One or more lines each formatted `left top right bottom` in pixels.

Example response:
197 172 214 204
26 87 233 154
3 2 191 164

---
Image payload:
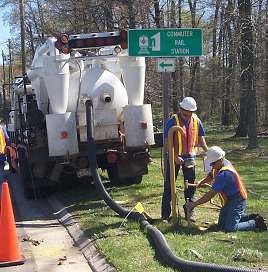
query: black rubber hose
86 100 144 222
85 100 261 272
141 221 260 272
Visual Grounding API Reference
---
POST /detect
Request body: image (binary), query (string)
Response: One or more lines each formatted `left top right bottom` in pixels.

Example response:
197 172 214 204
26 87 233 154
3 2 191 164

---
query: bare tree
265 0 268 125
188 0 201 99
210 0 221 115
222 0 235 126
236 0 258 148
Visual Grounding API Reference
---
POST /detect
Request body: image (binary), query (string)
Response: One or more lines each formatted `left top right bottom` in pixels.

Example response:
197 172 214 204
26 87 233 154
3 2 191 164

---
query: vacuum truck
6 30 155 198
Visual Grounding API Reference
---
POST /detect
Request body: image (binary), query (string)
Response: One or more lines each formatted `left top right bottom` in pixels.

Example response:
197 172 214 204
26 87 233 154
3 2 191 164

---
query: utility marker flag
119 202 145 228
134 202 144 214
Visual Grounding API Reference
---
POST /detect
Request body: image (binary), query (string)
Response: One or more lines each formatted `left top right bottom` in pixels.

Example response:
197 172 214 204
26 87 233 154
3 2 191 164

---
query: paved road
2 170 92 272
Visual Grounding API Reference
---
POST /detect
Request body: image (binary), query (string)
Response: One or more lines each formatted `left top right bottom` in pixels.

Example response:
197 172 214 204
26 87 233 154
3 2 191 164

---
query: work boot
162 217 171 224
248 213 260 220
254 215 267 231
183 204 196 222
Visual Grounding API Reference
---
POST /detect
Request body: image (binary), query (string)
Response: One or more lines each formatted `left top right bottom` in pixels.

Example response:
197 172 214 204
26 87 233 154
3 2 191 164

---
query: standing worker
186 146 267 232
0 119 9 197
161 97 208 222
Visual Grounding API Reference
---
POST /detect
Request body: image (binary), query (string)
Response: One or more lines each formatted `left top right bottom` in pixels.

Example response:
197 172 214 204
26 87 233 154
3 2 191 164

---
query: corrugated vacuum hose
85 100 259 272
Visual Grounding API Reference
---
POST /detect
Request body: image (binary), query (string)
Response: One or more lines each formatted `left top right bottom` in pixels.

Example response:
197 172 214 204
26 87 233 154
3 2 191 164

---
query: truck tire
126 175 142 184
17 147 36 199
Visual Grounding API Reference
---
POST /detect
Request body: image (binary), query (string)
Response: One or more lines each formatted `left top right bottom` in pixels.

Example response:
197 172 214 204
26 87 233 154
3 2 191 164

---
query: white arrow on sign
156 58 176 72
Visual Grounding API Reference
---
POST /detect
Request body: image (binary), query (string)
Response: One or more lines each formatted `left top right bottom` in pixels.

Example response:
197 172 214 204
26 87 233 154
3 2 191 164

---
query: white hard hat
206 146 226 164
179 97 197 111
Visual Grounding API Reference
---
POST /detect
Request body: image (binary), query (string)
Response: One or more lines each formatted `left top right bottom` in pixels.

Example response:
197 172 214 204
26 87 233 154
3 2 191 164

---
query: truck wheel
17 148 36 199
127 176 142 184
121 175 142 185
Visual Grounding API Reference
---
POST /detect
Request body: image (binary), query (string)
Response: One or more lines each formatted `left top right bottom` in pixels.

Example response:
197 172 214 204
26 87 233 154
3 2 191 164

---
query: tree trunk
153 0 161 28
265 0 268 125
221 28 227 125
254 0 263 126
236 1 250 137
210 0 220 115
222 0 235 126
25 22 35 58
127 1 136 28
104 1 114 31
36 0 45 42
216 6 224 117
236 0 258 148
188 0 200 99
178 0 184 100
170 0 179 113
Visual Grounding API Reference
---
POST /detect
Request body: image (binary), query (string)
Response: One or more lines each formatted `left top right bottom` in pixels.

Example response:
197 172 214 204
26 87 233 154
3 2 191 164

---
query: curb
47 196 116 272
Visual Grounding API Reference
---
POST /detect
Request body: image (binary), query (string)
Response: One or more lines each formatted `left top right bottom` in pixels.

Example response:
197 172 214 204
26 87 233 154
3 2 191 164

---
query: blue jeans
218 195 255 232
0 163 6 199
161 159 196 219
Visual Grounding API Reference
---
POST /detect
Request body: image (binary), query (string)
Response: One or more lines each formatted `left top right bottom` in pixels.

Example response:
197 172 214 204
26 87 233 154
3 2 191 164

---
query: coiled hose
85 100 260 272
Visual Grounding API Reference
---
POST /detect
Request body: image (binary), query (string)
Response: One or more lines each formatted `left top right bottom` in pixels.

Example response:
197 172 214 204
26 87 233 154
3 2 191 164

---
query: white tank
30 77 49 114
79 67 128 118
66 70 80 112
39 78 49 114
123 104 155 147
91 49 123 79
119 56 145 105
42 54 70 114
67 60 84 112
46 112 79 156
101 58 122 80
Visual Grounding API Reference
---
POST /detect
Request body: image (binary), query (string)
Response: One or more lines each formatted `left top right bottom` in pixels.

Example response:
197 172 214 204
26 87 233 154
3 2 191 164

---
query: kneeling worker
186 146 267 232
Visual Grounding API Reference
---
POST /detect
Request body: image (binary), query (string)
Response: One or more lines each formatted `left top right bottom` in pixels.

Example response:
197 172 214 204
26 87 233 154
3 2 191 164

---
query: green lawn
59 127 268 271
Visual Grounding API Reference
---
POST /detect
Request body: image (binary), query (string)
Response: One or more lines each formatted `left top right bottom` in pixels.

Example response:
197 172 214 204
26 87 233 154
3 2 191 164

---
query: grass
59 126 268 271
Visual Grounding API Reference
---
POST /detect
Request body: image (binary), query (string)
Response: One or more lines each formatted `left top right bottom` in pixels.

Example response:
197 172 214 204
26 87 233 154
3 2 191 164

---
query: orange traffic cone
0 181 25 267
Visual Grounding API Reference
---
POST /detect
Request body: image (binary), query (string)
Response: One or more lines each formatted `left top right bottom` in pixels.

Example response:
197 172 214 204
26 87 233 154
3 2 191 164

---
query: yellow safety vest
0 127 7 154
212 161 247 206
173 113 199 156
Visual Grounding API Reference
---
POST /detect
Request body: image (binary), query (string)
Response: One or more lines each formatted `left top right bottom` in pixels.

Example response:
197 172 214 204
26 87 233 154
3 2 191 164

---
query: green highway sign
128 28 203 57
157 58 175 72
160 62 172 69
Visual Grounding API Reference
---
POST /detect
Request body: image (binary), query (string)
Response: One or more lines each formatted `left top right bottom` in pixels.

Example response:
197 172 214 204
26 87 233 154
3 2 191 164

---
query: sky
0 9 11 55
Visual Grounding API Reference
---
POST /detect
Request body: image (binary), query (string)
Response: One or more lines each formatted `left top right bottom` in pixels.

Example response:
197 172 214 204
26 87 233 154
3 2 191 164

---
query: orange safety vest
212 160 248 206
173 113 199 156
0 127 6 154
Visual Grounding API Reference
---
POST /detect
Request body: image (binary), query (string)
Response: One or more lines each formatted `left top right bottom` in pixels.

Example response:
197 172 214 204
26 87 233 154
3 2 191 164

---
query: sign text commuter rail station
128 28 203 57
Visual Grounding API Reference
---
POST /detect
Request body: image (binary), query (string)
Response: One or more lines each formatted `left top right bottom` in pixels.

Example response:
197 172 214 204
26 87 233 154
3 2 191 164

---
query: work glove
174 156 184 165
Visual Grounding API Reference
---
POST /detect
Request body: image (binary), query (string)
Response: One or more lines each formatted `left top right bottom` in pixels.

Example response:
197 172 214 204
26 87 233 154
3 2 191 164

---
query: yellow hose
167 126 184 221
